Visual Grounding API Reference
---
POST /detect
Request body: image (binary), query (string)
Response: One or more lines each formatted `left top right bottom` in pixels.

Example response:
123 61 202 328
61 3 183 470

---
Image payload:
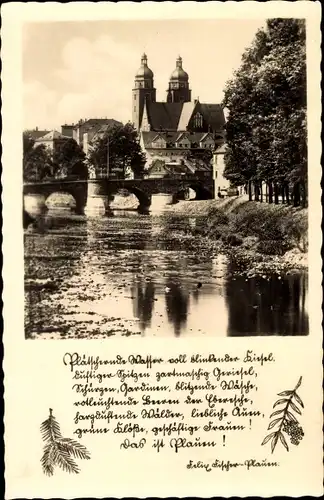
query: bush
241 236 259 249
257 239 290 256
221 233 243 246
206 207 229 226
207 223 230 240
282 214 308 253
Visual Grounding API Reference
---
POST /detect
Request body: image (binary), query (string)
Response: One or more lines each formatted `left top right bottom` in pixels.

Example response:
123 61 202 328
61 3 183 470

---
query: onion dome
135 53 154 79
170 56 189 81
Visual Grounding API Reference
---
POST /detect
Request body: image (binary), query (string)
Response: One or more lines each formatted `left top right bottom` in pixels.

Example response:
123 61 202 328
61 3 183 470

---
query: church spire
135 53 154 82
132 53 156 131
176 55 183 68
167 55 191 103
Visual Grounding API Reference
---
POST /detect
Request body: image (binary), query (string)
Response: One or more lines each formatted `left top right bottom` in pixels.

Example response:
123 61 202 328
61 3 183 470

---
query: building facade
212 144 231 195
132 54 226 178
33 130 71 152
25 127 50 141
61 118 123 154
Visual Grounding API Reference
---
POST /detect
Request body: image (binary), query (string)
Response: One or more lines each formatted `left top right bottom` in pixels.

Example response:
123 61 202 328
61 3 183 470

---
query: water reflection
225 266 308 336
24 214 87 338
24 211 309 338
165 283 190 337
131 281 156 334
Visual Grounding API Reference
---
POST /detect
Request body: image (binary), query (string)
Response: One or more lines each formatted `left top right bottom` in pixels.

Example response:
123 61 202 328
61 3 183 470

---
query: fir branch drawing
41 408 90 476
261 376 304 454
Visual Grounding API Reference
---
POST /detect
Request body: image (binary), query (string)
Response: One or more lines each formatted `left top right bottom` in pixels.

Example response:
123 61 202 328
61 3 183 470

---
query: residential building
61 124 74 138
213 143 231 195
33 130 71 152
65 118 123 154
25 127 49 141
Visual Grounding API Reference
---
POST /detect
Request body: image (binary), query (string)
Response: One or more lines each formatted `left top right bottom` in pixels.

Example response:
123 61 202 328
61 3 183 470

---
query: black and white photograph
23 17 309 339
3 3 323 499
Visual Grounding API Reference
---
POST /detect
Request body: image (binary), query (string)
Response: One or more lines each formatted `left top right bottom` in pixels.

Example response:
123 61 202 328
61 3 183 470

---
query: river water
24 208 309 339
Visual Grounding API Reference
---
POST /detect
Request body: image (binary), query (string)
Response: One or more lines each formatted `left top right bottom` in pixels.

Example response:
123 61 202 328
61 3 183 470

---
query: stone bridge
23 177 214 214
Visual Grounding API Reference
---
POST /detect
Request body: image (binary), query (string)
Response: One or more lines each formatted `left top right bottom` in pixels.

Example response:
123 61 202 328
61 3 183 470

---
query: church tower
167 56 191 103
132 53 156 131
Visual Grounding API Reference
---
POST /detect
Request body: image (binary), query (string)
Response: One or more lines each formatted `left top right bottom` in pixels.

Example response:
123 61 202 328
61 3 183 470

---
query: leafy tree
23 132 35 157
223 19 307 206
88 122 146 179
187 148 213 167
52 138 87 179
23 132 52 181
23 133 87 181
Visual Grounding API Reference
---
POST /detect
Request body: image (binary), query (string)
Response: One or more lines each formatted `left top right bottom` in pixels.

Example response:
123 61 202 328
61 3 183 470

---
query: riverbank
163 196 308 276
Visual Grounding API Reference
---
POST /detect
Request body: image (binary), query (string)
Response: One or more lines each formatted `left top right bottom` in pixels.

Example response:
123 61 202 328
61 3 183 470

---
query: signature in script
187 458 279 472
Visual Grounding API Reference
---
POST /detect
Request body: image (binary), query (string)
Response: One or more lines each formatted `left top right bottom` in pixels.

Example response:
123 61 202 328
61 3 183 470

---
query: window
134 106 136 112
134 95 136 100
193 112 203 128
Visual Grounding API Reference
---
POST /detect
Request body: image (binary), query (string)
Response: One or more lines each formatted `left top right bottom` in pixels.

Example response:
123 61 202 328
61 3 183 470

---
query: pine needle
41 443 55 476
40 409 90 476
54 448 80 475
57 438 91 460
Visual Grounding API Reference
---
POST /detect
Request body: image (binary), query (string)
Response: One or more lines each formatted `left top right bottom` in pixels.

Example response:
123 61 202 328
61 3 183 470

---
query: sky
23 19 267 131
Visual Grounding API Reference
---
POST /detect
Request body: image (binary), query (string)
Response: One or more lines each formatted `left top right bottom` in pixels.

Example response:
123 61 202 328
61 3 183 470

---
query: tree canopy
23 133 87 182
87 122 146 179
23 133 52 181
222 19 307 206
187 148 213 167
52 139 87 179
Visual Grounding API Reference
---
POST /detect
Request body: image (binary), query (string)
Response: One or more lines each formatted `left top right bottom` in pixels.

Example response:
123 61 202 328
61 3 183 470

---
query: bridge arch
174 183 213 202
107 186 151 211
23 181 88 215
45 191 78 210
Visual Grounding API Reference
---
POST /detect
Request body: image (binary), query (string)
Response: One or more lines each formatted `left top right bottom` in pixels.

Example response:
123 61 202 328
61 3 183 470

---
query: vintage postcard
2 1 323 498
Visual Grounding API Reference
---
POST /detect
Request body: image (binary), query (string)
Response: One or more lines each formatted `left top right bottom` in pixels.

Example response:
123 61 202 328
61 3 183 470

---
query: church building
132 54 226 177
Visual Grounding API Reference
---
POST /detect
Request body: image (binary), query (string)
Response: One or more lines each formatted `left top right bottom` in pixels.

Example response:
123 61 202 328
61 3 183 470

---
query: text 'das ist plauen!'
57 350 297 472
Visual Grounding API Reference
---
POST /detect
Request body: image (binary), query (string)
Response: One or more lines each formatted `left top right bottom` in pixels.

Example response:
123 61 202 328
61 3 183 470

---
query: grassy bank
163 196 308 275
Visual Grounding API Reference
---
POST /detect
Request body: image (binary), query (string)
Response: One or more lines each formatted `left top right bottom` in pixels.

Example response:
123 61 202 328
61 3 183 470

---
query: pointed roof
75 118 122 130
177 101 197 131
200 132 214 142
199 104 225 131
34 130 70 141
25 129 50 140
143 100 225 133
146 102 183 131
151 132 166 142
141 130 223 148
175 132 190 142
215 143 226 153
